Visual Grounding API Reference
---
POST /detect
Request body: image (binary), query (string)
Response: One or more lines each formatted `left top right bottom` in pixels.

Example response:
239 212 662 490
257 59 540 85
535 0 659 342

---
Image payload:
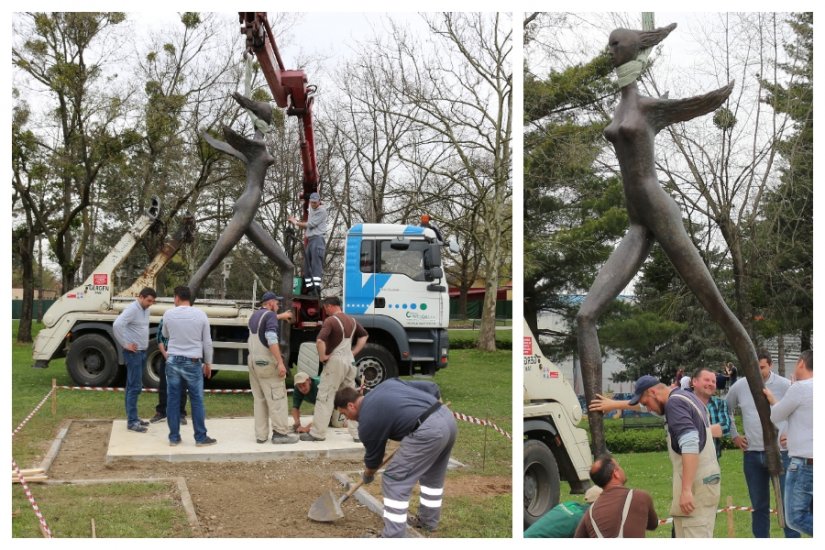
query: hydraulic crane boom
239 12 319 221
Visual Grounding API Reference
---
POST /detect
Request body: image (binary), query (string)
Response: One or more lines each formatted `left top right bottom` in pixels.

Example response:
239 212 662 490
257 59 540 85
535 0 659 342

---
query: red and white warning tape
452 410 511 441
658 504 781 525
12 387 56 440
12 459 52 538
57 385 252 394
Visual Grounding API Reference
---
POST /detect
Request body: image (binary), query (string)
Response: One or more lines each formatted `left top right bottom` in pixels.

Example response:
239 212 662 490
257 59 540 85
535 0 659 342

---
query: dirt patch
42 421 509 537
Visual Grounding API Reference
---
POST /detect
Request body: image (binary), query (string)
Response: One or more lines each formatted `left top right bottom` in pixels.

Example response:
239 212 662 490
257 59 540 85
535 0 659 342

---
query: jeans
123 349 145 426
784 457 813 536
166 356 208 444
743 450 800 537
156 359 187 416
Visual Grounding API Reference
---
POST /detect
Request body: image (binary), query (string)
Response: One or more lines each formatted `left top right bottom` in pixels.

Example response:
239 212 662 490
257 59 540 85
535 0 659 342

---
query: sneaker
195 437 217 447
169 439 181 446
256 438 268 444
272 432 299 444
127 423 148 433
150 412 166 423
407 515 436 533
299 432 325 442
180 416 188 425
138 419 150 427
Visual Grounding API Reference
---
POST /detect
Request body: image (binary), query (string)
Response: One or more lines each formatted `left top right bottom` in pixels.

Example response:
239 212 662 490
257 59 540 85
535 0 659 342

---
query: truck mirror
427 266 443 280
423 243 442 269
447 236 459 254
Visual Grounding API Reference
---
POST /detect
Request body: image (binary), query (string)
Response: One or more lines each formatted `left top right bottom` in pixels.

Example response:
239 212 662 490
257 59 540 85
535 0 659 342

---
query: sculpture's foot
232 92 274 125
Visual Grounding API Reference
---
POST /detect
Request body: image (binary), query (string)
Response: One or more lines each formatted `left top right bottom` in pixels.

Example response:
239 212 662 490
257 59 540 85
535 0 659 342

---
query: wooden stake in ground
51 378 57 416
91 518 96 538
726 496 734 537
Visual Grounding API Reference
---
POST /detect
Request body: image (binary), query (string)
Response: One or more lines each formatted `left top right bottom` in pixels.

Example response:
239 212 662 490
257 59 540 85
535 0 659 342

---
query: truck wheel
66 333 119 387
355 343 398 390
143 342 162 389
524 439 560 528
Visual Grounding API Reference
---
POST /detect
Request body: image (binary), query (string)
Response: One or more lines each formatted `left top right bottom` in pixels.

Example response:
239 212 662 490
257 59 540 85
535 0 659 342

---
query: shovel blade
308 490 344 522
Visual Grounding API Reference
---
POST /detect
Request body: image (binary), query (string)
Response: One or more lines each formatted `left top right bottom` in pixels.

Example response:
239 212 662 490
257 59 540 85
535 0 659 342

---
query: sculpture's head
608 23 677 68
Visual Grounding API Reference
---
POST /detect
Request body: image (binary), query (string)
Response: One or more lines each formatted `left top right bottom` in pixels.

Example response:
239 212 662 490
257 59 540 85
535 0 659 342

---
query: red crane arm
239 12 319 219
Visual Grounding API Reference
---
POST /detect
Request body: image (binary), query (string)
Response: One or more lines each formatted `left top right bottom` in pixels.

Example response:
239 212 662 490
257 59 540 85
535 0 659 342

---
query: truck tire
66 333 120 387
143 342 163 389
523 438 560 528
355 343 398 390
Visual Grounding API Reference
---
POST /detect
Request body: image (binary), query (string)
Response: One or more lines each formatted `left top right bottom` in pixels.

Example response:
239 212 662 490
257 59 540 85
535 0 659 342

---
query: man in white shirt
161 286 216 447
112 287 156 433
764 350 813 536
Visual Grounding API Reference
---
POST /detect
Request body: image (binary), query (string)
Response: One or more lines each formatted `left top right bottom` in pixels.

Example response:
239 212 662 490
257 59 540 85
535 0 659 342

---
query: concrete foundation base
106 415 364 463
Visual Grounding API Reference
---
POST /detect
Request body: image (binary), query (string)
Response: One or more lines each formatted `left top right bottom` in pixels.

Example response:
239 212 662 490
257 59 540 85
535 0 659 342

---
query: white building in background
536 296 635 398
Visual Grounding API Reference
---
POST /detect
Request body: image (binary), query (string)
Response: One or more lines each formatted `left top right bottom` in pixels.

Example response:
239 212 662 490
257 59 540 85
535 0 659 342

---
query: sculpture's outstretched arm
649 81 734 133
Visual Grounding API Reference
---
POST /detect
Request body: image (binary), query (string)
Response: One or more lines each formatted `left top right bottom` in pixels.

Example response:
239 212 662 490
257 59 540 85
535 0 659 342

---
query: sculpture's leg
246 221 295 363
245 221 294 299
652 200 780 477
187 216 248 299
577 224 653 456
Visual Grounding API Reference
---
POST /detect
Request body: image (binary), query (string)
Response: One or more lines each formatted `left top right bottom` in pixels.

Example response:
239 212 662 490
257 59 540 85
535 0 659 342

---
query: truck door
343 236 391 316
374 239 443 328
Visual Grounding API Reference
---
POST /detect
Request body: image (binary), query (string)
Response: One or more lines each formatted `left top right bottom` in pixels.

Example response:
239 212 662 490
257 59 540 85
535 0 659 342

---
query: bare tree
375 13 513 350
649 13 793 336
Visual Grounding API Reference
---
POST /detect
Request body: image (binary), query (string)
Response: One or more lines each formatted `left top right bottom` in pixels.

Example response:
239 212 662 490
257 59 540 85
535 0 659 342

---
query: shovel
308 449 397 522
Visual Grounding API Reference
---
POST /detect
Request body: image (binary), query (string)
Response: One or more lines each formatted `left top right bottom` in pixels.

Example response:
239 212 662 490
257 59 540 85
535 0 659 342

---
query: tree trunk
476 271 499 352
777 334 785 377
16 227 35 343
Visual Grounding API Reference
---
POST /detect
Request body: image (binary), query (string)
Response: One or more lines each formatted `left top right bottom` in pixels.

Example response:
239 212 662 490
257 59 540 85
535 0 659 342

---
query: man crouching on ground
335 379 457 537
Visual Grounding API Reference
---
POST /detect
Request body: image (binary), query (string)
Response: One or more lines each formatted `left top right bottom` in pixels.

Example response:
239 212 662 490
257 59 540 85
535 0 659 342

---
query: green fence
12 300 56 320
449 299 512 320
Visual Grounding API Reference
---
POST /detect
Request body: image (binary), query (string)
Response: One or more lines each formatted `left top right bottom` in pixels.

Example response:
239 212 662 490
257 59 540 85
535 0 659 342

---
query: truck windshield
377 240 428 281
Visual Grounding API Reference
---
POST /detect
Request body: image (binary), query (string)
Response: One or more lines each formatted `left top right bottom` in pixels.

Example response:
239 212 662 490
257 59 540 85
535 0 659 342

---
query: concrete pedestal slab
106 416 364 463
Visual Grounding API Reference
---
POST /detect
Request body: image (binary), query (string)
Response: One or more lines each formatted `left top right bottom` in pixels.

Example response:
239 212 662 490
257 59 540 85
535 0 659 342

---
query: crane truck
32 199 453 390
523 319 593 528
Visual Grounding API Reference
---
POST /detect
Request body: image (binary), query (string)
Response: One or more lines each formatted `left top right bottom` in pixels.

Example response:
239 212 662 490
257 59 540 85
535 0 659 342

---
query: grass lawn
12 321 512 538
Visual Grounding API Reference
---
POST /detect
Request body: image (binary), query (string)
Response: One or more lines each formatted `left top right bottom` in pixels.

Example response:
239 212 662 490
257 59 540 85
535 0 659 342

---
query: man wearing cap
574 454 658 538
247 291 297 444
290 371 319 431
630 374 721 537
288 192 327 296
299 296 367 442
334 379 456 537
524 486 602 538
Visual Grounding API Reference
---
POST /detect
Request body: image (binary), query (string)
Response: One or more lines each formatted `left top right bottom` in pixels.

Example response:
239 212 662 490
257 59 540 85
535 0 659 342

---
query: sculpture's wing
201 128 247 163
648 81 734 133
222 126 273 167
232 92 274 126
